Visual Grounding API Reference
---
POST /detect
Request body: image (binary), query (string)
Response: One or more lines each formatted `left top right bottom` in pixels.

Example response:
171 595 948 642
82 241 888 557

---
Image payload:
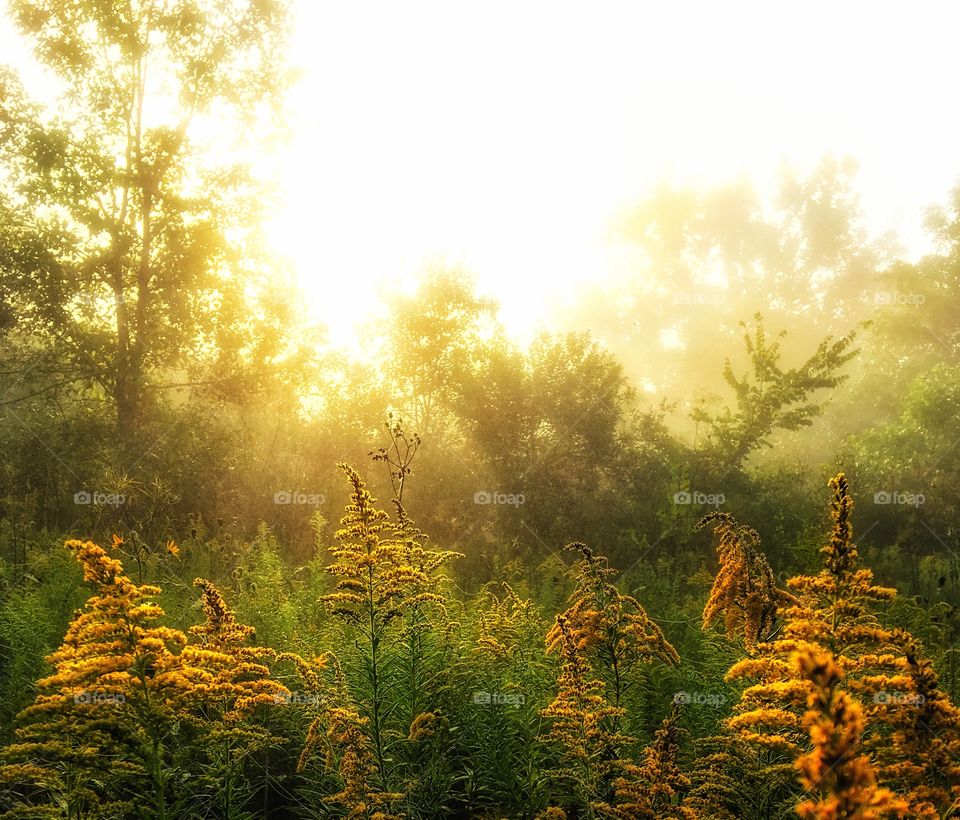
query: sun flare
3 2 960 818
259 0 960 352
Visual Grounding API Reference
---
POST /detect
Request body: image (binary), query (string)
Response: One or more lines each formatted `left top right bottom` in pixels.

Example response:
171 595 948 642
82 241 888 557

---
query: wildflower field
1 1 959 817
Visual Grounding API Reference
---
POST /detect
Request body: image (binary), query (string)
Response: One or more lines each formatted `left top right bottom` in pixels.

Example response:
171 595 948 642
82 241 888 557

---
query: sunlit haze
3 1 960 348
268 1 960 347
4 5 960 812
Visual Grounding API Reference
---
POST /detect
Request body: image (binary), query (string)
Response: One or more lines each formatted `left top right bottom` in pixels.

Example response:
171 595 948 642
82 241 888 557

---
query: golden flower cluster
546 542 678 706
540 614 629 813
607 707 696 819
699 511 797 648
539 543 683 816
473 581 544 660
0 540 290 815
723 475 960 817
868 637 960 817
179 578 289 720
322 706 403 819
323 463 457 629
793 648 908 819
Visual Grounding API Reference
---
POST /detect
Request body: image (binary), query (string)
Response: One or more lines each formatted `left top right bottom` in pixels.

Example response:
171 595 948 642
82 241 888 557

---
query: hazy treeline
0 1 959 817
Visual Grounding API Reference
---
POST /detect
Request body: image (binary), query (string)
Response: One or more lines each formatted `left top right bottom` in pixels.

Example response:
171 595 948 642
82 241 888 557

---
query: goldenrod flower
698 512 796 648
721 474 960 817
793 648 908 819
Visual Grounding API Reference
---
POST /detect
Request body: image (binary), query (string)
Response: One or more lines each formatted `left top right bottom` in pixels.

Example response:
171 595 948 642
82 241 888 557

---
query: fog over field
0 2 959 818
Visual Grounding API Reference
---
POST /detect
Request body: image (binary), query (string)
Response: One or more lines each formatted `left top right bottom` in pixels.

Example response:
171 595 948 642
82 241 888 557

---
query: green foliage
697 314 858 470
231 524 298 652
0 0 297 450
0 4 958 810
0 541 85 740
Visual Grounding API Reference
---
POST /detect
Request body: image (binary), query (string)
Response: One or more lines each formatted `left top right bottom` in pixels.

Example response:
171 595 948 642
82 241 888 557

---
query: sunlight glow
2 1 959 352
260 0 960 351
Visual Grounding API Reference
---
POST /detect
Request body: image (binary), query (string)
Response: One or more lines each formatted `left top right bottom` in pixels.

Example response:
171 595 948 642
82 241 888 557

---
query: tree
696 315 858 472
382 266 497 437
0 0 292 449
457 330 673 566
560 157 885 407
845 360 960 598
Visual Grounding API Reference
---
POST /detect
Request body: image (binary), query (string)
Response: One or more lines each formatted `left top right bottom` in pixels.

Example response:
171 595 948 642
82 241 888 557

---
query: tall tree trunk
113 252 140 451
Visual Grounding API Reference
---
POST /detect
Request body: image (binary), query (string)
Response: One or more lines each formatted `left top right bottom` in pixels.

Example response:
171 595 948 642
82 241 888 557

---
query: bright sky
3 1 960 348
